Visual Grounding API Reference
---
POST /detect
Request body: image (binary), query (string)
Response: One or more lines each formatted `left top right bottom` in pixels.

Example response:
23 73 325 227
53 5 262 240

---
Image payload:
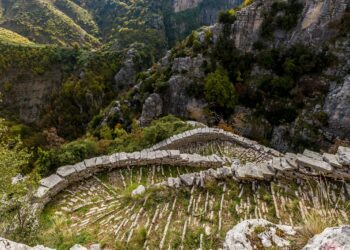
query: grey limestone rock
56 165 76 178
70 245 88 250
180 173 196 186
40 174 65 189
131 185 146 197
336 146 350 166
114 48 138 90
324 75 350 139
323 153 342 168
302 226 350 250
167 177 181 188
139 93 163 127
0 237 54 250
297 154 333 173
223 219 295 250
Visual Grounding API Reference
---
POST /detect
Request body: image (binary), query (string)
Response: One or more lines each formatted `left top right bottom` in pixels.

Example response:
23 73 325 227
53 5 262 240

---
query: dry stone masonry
35 149 225 207
28 127 350 249
34 128 350 206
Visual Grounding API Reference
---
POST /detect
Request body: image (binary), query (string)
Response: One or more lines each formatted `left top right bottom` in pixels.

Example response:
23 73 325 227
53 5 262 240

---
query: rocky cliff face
0 69 63 123
0 0 241 131
137 0 350 151
227 0 348 51
174 0 203 12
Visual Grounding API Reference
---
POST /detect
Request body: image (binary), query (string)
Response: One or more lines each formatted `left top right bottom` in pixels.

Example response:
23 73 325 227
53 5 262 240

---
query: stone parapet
144 128 282 157
34 150 225 206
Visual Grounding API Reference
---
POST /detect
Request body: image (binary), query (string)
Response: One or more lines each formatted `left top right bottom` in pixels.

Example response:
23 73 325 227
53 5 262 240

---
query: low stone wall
156 147 350 189
144 127 282 157
33 127 350 207
34 150 225 206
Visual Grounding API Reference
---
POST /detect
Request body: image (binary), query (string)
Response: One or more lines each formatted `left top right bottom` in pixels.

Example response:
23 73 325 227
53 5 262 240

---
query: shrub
36 139 100 176
261 0 303 38
271 76 296 95
204 68 237 109
113 116 194 150
218 9 237 24
185 82 204 98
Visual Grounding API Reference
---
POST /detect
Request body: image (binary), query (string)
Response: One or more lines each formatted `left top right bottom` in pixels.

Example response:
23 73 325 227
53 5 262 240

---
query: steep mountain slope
0 0 100 47
0 0 242 139
0 0 242 49
114 0 350 152
0 27 34 44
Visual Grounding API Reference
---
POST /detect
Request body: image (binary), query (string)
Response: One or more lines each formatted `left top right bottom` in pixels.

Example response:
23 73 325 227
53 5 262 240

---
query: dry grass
293 212 338 248
293 209 339 249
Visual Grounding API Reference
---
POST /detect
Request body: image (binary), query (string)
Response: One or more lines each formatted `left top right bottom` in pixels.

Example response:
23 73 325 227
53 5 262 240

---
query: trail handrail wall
34 150 225 206
156 148 350 189
33 128 350 209
144 127 282 157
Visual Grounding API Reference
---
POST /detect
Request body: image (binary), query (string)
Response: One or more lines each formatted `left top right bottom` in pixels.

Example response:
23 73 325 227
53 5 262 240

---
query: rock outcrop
114 48 139 90
223 219 296 250
161 55 207 118
289 0 349 46
174 0 203 12
302 226 350 250
139 93 163 126
138 0 350 150
0 237 53 250
324 75 350 139
0 69 62 123
0 238 101 250
230 0 348 51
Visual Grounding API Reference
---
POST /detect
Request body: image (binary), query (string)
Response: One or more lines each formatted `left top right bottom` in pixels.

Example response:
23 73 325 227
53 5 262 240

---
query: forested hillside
0 0 241 138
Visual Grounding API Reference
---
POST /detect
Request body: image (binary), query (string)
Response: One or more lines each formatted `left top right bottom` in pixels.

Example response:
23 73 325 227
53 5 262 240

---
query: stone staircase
29 127 350 249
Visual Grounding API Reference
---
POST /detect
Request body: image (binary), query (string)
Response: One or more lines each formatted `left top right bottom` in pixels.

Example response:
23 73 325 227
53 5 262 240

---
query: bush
218 9 237 24
271 76 296 95
204 68 237 109
261 0 303 38
36 139 100 176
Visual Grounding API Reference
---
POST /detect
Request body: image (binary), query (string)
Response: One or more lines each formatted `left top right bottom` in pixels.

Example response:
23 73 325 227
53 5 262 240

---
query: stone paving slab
337 146 350 166
297 154 333 173
323 153 342 168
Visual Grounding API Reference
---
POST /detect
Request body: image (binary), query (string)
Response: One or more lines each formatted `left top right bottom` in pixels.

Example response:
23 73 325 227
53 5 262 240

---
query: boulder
89 244 101 250
302 226 350 250
0 237 54 250
180 173 196 186
131 185 146 197
167 177 181 188
11 173 26 184
70 245 88 250
223 219 295 250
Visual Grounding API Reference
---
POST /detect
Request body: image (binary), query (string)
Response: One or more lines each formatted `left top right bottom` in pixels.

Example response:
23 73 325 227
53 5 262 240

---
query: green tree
218 9 237 24
204 68 237 109
0 117 39 241
0 118 32 197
